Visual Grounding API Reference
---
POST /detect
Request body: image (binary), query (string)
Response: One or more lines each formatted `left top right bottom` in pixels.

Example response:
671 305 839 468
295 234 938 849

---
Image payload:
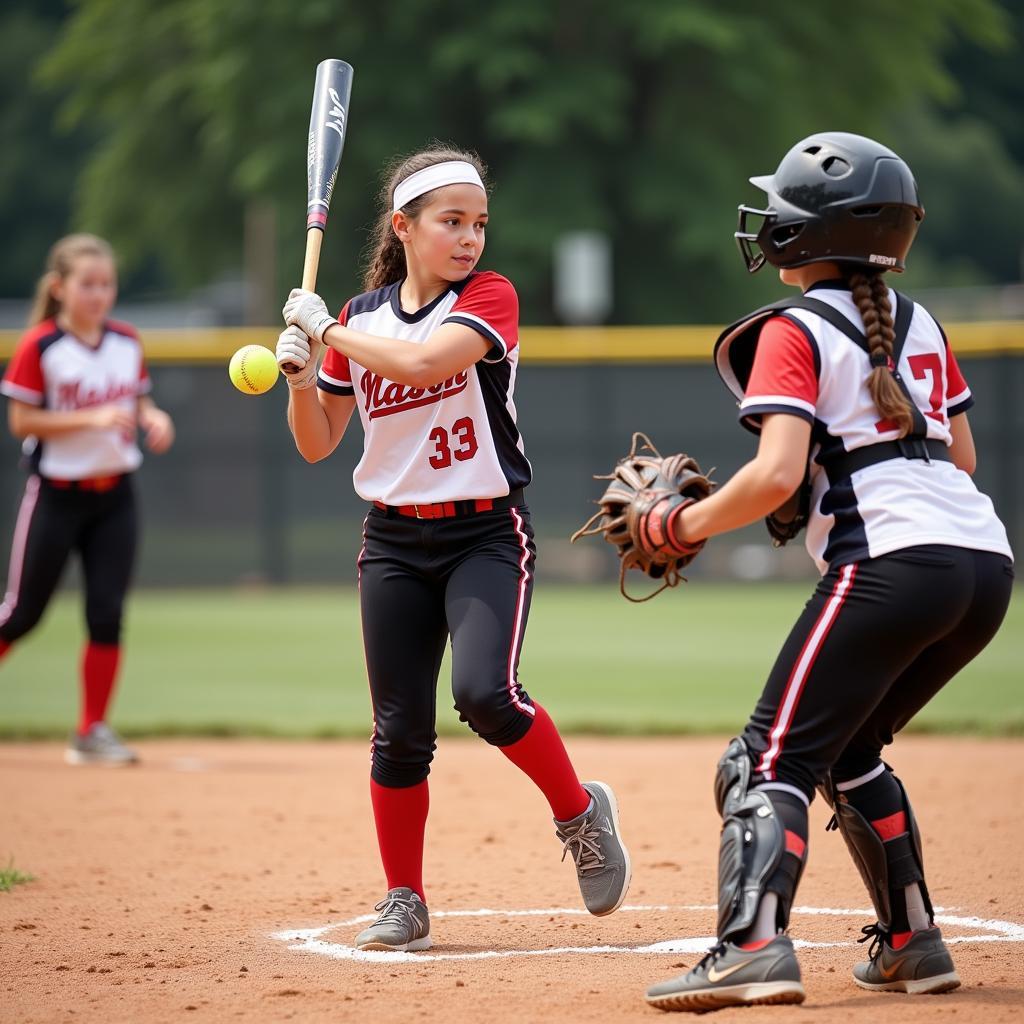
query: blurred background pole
554 232 613 327
554 231 615 494
243 201 278 327
245 201 288 583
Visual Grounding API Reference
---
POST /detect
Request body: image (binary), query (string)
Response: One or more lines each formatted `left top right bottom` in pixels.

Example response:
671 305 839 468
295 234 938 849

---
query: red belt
374 498 495 520
373 489 524 520
45 474 123 493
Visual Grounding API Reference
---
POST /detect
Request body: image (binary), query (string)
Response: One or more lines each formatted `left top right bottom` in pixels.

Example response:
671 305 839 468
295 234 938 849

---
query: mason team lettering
55 379 139 411
360 369 470 419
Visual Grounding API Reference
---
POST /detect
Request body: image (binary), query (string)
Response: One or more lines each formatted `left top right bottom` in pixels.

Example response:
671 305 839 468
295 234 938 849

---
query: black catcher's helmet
736 132 924 274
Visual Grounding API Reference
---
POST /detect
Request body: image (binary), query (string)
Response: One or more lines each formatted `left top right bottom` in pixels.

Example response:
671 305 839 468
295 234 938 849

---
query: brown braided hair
362 145 489 292
28 234 115 326
847 270 915 437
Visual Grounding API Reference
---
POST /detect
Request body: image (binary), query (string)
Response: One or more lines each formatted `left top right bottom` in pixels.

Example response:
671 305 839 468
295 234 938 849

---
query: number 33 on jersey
317 271 532 505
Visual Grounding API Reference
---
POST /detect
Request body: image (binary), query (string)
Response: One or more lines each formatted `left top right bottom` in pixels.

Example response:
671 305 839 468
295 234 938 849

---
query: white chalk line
271 903 1024 964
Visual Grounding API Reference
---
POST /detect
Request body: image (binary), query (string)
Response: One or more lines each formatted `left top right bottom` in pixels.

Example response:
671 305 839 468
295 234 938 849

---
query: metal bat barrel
306 59 354 232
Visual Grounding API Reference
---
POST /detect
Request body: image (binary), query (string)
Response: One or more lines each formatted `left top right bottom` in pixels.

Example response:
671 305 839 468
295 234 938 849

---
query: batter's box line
270 903 1024 964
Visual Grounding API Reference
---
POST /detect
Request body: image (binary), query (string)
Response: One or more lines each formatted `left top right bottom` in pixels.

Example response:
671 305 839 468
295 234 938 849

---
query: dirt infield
2 736 1022 1023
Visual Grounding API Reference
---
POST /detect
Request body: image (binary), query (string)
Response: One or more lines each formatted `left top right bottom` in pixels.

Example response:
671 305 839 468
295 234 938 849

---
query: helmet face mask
735 204 774 273
735 132 924 275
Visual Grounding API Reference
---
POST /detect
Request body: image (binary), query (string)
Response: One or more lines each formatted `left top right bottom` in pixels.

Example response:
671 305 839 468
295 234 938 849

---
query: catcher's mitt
571 432 714 602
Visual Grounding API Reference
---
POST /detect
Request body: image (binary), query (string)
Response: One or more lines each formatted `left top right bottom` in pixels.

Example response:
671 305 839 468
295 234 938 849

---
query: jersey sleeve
317 300 354 396
943 336 973 416
739 315 819 430
441 272 519 364
1 331 46 406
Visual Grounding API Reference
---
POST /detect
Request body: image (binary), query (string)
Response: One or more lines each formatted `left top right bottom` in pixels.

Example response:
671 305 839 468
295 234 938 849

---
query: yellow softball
229 345 278 395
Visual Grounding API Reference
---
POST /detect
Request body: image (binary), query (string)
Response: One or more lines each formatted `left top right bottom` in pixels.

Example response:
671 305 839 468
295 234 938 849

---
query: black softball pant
359 503 539 789
0 475 137 646
742 545 1014 798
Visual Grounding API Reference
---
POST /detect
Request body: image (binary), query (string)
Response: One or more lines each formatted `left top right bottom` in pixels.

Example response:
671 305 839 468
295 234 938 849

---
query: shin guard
820 770 932 931
714 738 786 942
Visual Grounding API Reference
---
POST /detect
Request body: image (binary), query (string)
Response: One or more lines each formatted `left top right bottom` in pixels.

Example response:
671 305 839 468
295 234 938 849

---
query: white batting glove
276 325 320 390
282 288 338 343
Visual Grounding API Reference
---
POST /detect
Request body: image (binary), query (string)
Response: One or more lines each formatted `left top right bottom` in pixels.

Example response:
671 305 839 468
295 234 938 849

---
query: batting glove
276 325 320 390
282 288 339 343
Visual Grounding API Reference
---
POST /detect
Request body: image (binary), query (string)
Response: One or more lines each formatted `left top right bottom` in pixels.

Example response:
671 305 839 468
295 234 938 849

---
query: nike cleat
854 925 960 994
645 934 805 1012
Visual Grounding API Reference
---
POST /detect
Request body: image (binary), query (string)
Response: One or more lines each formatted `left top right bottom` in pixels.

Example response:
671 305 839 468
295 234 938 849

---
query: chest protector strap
714 291 951 484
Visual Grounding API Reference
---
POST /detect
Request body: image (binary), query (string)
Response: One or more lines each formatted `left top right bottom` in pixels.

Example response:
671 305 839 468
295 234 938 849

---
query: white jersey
317 271 532 504
1 319 150 479
716 281 1011 574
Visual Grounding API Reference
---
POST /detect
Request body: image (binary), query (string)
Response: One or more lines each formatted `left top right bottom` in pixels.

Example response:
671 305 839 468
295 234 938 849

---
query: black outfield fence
1 327 1020 587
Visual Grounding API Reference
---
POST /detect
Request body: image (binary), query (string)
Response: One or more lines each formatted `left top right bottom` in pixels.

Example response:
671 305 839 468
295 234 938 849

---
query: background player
275 146 630 951
633 133 1013 1011
0 234 175 765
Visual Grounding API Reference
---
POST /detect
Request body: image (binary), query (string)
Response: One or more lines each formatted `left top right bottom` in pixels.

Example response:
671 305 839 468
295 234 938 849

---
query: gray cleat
645 934 806 1012
355 887 431 952
554 781 631 917
64 723 139 766
853 925 960 994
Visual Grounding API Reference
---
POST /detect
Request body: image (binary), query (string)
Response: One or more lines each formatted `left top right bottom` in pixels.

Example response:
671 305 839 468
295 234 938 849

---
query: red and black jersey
317 271 531 504
1 319 150 479
718 282 1010 573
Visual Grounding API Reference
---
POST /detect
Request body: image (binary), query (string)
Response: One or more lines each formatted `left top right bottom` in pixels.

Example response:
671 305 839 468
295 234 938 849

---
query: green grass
0 859 35 892
1 584 1020 738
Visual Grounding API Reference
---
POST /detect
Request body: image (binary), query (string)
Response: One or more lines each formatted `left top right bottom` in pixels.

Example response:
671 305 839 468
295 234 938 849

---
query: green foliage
1 585 1020 738
946 3 1024 165
898 107 1024 288
0 858 35 892
29 0 1020 320
0 2 93 297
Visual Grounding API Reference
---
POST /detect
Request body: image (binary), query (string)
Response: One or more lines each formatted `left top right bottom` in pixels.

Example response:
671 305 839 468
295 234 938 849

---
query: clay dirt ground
2 736 1022 1024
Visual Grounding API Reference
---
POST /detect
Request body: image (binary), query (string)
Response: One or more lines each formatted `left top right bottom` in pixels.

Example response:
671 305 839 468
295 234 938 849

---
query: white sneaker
64 723 139 766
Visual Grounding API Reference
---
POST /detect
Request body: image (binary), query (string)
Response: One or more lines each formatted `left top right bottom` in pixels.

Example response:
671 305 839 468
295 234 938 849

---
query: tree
0 1 92 298
38 0 1014 322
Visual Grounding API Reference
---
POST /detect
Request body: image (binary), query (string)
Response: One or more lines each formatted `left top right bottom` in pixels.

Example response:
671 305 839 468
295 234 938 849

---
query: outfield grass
1 584 1020 738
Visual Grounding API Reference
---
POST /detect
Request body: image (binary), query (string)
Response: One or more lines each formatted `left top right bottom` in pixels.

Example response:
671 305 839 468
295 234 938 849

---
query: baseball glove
571 432 715 602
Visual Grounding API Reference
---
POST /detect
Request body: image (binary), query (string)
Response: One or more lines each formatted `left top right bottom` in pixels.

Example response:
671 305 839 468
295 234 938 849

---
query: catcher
580 132 1013 1013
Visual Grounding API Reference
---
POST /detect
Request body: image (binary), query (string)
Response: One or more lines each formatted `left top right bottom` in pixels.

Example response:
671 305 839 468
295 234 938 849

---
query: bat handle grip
281 228 326 375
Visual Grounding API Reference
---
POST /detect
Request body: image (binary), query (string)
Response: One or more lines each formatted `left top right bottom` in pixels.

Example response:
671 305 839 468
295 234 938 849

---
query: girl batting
276 146 630 951
634 133 1012 1011
1 234 175 765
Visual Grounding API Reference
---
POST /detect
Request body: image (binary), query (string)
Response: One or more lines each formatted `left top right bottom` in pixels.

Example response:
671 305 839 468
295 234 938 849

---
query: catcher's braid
571 433 715 602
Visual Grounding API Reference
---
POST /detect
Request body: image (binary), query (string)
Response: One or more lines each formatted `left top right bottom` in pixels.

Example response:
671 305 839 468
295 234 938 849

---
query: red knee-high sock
0 639 11 661
79 642 121 735
498 704 590 821
369 778 429 903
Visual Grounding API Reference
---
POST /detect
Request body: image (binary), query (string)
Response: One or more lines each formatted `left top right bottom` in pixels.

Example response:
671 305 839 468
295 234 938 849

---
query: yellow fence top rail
0 321 1021 364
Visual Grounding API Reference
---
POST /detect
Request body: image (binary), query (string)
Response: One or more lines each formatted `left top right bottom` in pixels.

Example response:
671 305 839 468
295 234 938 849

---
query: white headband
392 160 486 212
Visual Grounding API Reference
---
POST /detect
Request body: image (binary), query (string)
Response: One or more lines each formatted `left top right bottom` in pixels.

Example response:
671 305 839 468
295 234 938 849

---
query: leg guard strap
820 770 932 930
714 738 786 941
767 844 805 930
